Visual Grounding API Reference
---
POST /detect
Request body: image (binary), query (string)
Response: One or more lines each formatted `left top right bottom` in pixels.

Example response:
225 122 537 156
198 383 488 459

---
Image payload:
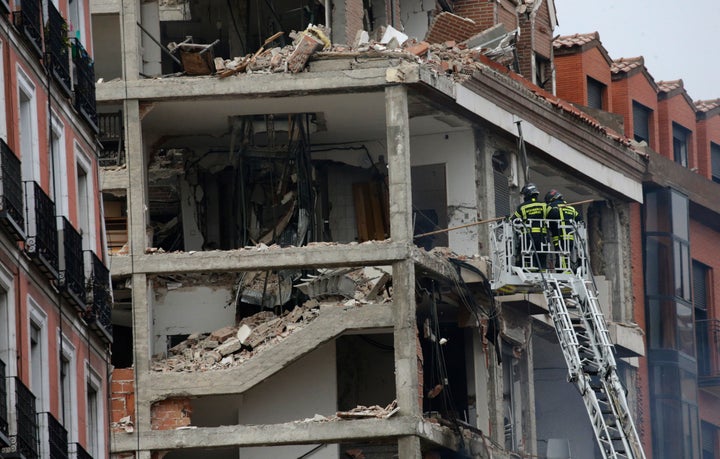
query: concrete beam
145 303 393 400
90 0 120 14
99 166 129 191
108 255 131 277
95 65 420 103
128 242 411 274
112 417 420 452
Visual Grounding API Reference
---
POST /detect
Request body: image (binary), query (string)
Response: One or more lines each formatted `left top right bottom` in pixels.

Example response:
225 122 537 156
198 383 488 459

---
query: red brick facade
611 70 660 150
111 369 136 432
657 87 697 168
696 108 720 180
151 398 193 430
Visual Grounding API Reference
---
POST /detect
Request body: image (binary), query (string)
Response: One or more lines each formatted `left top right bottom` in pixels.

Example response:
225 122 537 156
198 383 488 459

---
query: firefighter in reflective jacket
545 189 582 271
512 183 548 269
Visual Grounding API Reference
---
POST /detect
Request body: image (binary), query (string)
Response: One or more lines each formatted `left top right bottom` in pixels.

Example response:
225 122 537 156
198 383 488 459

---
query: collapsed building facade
92 1 651 458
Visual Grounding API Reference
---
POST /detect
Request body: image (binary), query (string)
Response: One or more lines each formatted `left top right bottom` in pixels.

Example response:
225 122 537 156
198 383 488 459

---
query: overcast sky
553 0 718 101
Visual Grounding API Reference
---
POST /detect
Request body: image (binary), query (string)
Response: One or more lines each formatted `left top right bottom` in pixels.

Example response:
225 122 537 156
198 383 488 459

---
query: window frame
85 363 105 458
75 144 96 251
50 113 69 225
586 76 605 110
58 331 78 443
17 67 40 183
632 100 652 145
672 122 690 168
711 142 720 184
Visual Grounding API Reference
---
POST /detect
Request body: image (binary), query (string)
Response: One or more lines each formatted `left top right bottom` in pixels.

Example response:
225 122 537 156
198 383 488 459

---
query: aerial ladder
488 218 646 459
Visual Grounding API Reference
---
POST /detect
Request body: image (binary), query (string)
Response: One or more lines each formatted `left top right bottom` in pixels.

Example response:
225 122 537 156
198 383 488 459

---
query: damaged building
91 1 654 458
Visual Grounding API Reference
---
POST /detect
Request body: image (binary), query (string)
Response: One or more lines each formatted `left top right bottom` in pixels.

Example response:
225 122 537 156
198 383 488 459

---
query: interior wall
151 285 236 354
91 14 122 80
399 0 435 40
532 332 598 459
237 342 339 459
336 334 395 410
410 130 479 255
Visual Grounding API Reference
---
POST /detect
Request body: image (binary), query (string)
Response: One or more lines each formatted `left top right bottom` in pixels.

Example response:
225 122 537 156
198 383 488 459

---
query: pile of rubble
151 265 392 372
172 22 515 81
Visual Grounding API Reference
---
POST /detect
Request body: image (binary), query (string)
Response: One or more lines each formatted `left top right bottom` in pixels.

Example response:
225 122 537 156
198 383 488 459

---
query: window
534 54 551 90
68 0 84 44
28 303 48 412
702 421 718 459
50 114 69 224
711 142 720 184
587 77 605 109
693 261 711 377
0 264 16 376
632 101 652 144
18 68 40 183
76 146 95 250
673 122 690 168
58 333 77 442
85 366 104 457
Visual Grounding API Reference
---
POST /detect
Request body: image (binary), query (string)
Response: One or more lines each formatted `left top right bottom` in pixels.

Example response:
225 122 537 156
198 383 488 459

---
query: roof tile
611 56 644 74
553 32 599 49
657 79 683 93
695 98 720 112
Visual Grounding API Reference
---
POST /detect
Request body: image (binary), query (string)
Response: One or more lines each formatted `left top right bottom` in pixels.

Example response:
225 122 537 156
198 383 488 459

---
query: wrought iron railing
13 0 43 56
71 442 93 459
59 217 86 311
85 251 113 343
0 139 25 241
697 319 720 380
72 39 98 131
25 181 59 281
15 378 39 459
97 111 125 167
44 412 69 459
45 2 72 96
0 358 8 446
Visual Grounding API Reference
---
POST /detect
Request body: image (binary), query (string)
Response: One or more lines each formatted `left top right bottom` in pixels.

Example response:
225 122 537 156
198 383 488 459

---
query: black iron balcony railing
25 181 59 282
45 2 72 96
0 139 25 241
13 0 43 56
15 378 39 459
71 442 93 459
97 111 125 167
58 217 86 311
85 251 112 343
43 412 69 459
0 358 9 448
697 319 720 381
72 39 98 132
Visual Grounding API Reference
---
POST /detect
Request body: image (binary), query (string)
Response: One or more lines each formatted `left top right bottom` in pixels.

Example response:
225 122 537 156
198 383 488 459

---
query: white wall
399 0 435 40
410 130 479 255
91 14 123 80
152 285 236 354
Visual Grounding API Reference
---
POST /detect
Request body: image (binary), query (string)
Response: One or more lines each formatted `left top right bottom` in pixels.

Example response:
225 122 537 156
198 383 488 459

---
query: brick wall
453 0 495 31
498 0 517 31
696 114 720 180
111 368 135 432
611 72 659 149
555 53 585 105
345 0 364 45
151 398 193 430
658 93 697 167
426 12 478 44
629 202 652 456
516 13 532 79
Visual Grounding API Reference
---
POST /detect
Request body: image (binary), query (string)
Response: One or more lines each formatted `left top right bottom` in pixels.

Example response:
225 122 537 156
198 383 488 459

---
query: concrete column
120 0 142 80
519 334 537 457
385 85 412 241
123 100 147 256
474 127 495 256
386 85 421 458
131 274 153 433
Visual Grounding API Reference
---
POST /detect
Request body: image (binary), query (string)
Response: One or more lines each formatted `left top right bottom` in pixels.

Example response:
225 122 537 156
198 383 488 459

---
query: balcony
39 412 68 459
45 2 72 96
25 181 59 282
72 39 98 132
58 217 86 311
0 140 25 241
97 111 125 167
85 251 113 343
14 378 39 459
12 0 43 56
0 358 9 448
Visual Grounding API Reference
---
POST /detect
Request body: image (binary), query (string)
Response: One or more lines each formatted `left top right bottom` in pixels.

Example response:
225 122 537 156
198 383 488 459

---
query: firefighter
544 189 582 271
512 182 548 270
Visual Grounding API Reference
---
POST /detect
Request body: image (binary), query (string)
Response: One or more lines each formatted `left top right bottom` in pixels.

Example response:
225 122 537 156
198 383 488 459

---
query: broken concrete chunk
380 25 408 47
237 324 252 345
287 33 324 73
201 339 219 350
216 337 242 356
